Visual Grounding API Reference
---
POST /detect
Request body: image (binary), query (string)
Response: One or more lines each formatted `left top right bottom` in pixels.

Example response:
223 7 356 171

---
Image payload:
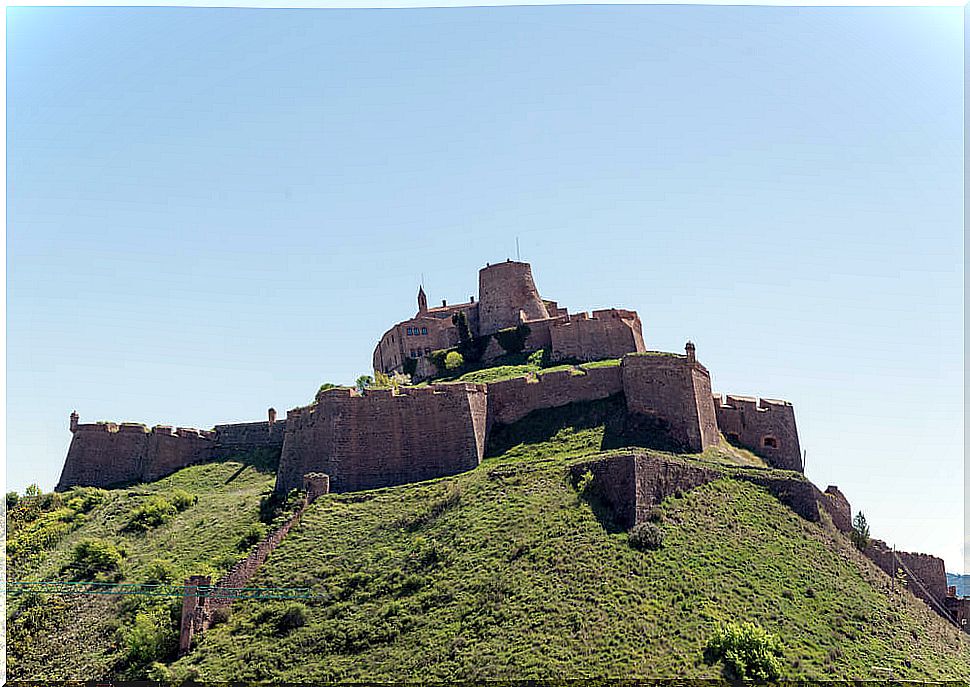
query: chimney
70 410 79 433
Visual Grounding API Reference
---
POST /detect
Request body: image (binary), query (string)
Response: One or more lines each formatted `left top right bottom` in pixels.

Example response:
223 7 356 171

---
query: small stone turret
685 341 696 363
70 410 79 433
417 285 428 313
268 407 277 431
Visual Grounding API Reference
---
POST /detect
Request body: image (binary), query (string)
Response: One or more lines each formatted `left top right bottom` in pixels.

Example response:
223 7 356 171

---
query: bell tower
417 285 428 314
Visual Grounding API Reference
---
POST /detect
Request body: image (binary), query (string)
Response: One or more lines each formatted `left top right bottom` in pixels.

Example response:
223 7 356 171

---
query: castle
57 259 802 494
55 258 968 632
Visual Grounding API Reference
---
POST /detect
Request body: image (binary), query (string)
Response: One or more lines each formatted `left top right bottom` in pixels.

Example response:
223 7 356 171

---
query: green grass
10 406 970 681
422 355 622 385
6 453 278 681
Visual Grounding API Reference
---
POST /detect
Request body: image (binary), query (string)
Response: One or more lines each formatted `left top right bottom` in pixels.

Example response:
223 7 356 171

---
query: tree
851 511 870 552
355 375 373 393
444 351 464 371
317 382 339 397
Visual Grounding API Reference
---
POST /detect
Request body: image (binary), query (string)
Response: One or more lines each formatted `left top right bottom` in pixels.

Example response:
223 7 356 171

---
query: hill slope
9 400 970 681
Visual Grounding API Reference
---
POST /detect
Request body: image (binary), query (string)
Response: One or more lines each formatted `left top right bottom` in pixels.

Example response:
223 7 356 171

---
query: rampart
550 310 645 362
212 420 287 459
275 383 489 494
865 538 949 611
714 394 802 471
56 422 214 490
57 410 286 491
621 353 719 452
485 365 623 429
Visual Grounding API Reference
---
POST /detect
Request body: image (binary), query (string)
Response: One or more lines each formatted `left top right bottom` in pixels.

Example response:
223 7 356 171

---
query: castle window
763 437 778 449
425 347 431 355
407 327 413 336
726 433 740 444
421 327 428 335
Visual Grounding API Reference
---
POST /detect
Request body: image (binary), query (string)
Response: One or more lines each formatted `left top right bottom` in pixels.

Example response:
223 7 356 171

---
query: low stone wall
864 538 949 611
486 366 623 429
550 310 644 362
212 420 287 459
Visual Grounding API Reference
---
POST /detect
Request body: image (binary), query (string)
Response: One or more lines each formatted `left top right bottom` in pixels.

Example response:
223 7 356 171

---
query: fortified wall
274 383 488 494
56 409 285 491
715 394 803 472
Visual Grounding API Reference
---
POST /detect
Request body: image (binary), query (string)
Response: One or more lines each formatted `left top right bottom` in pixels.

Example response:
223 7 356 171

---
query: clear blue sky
7 5 964 572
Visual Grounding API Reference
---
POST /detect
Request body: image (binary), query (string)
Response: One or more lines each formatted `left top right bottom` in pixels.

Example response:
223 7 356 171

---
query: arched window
421 327 428 335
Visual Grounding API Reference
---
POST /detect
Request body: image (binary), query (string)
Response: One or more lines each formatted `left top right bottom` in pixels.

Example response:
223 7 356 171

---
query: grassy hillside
6 452 281 681
169 401 969 682
9 400 970 681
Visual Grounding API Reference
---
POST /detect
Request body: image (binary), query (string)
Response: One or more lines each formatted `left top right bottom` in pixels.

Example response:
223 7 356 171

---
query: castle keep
373 260 645 377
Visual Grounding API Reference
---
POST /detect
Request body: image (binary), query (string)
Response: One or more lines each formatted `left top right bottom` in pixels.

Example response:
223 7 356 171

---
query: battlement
714 392 802 471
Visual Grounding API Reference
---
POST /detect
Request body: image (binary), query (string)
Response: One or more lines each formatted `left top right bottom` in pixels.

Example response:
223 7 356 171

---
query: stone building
372 260 645 376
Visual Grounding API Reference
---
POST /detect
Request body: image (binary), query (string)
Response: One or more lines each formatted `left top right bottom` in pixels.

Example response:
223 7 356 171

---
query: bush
209 606 231 627
444 351 464 371
128 495 178 531
238 522 268 551
6 490 20 510
121 605 177 665
276 603 308 634
69 538 124 579
704 621 783 680
428 349 452 374
402 357 418 377
528 348 551 367
168 488 197 512
141 559 179 585
64 487 107 514
494 324 531 354
628 522 663 551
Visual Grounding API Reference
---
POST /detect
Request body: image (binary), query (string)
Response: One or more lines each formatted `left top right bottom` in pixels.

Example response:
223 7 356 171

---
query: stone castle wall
275 383 488 494
485 365 624 429
621 354 719 452
714 395 802 471
57 423 214 490
865 538 949 610
211 420 287 459
550 310 645 363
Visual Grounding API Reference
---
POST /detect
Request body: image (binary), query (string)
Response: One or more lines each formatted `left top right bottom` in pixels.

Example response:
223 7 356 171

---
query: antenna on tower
421 272 424 288
516 237 520 261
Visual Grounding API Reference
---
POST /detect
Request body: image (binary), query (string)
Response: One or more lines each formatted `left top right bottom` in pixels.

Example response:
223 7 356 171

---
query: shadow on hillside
485 393 688 459
215 447 282 483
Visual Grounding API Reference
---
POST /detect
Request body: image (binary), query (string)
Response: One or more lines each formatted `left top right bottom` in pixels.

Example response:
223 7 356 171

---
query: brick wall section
549 309 645 362
621 353 718 452
485 366 623 429
56 422 214 490
864 538 949 611
714 395 802 471
477 260 549 334
275 383 488 494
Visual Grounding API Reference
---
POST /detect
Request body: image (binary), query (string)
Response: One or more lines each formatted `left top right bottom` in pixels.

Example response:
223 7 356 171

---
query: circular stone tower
477 260 549 335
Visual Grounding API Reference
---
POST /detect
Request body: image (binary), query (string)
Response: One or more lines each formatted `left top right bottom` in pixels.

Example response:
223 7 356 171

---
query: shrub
69 538 124 579
495 324 531 354
6 490 20 510
428 349 453 374
528 348 551 367
238 522 268 551
128 495 178 531
121 605 177 665
65 487 107 514
355 375 373 393
628 522 663 551
402 357 418 377
851 511 870 552
317 382 339 396
141 559 179 585
444 351 464 371
574 470 594 494
168 488 197 512
276 603 308 634
704 621 783 680
209 606 231 627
